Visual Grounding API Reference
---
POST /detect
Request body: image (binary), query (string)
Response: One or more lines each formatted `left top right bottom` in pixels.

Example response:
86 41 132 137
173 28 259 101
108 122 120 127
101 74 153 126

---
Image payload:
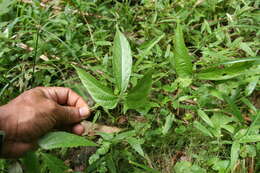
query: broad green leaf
197 109 214 128
196 62 253 80
193 121 213 137
127 137 145 157
230 142 240 170
162 114 175 135
74 66 118 109
22 151 40 173
38 132 97 149
124 71 153 112
41 153 68 173
238 135 260 143
113 29 132 93
172 23 192 78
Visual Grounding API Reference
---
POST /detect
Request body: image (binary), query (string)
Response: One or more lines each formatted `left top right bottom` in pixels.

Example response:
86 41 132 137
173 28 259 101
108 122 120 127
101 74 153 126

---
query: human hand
0 87 90 158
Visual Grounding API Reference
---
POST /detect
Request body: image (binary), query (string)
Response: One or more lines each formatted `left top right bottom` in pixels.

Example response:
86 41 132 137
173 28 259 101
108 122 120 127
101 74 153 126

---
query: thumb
55 105 90 124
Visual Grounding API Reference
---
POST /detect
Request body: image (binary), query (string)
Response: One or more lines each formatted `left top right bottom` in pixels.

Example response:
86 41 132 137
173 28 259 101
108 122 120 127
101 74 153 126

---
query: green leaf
162 114 175 135
41 153 68 173
0 0 13 16
124 71 153 112
196 62 253 80
38 132 97 149
172 23 192 78
113 29 132 93
238 135 260 143
245 76 259 96
197 109 214 128
193 121 213 137
106 154 117 173
127 137 145 157
140 34 165 55
74 66 118 109
230 142 240 170
22 151 40 173
8 162 23 173
222 94 243 123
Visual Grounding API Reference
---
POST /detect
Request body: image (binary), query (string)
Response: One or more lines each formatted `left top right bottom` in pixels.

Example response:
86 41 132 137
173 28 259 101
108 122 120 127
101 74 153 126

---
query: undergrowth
0 0 259 172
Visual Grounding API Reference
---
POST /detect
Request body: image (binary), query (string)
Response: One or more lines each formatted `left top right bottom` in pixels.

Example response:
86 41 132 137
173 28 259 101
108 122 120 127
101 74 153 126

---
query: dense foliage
0 0 259 172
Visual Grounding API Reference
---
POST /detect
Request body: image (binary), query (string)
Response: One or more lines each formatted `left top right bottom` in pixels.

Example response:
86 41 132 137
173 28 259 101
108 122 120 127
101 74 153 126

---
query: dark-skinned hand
0 87 90 158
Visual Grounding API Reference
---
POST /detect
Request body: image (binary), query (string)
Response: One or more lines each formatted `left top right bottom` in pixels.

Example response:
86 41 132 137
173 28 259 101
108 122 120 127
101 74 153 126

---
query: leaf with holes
38 132 97 149
113 29 132 93
74 66 118 109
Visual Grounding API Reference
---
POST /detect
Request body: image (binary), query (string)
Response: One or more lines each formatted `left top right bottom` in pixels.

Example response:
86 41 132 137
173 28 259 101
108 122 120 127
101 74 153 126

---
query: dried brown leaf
81 120 123 136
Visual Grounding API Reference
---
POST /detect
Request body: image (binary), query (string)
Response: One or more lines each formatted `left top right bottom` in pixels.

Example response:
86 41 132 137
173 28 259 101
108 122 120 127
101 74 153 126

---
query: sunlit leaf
74 66 118 109
113 29 132 93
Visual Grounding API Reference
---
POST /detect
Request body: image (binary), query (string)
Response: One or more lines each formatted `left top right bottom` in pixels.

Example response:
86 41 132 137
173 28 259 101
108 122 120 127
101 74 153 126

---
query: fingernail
79 106 90 118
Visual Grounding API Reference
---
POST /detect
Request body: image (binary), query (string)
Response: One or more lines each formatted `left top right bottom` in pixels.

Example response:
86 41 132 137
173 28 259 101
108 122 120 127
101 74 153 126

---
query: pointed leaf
230 142 240 170
41 153 68 173
197 109 214 128
172 23 192 77
194 121 213 137
125 71 153 111
74 67 118 109
238 135 260 143
127 137 145 157
113 29 132 93
196 62 253 80
38 131 97 149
